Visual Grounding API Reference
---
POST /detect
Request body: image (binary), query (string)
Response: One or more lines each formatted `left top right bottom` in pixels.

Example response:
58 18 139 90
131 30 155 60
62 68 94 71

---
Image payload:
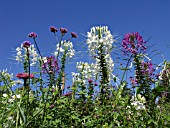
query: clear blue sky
0 0 170 86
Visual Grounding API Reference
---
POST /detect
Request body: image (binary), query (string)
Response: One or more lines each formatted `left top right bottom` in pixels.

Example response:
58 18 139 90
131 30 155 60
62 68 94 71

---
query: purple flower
60 28 68 35
88 79 93 84
50 26 58 33
130 77 137 85
42 56 59 74
63 92 72 97
50 104 55 109
28 32 37 39
71 32 78 38
22 41 31 48
122 32 146 55
94 83 98 86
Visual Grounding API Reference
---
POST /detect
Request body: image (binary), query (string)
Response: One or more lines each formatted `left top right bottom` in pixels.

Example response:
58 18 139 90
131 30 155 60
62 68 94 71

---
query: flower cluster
141 61 155 76
71 32 78 38
15 42 39 66
3 93 21 103
54 40 75 59
122 32 147 55
86 26 115 56
16 73 34 79
28 32 38 39
22 41 31 48
134 61 155 84
130 94 146 110
50 26 58 33
158 62 170 81
42 56 59 74
86 26 115 82
0 69 13 80
60 28 68 35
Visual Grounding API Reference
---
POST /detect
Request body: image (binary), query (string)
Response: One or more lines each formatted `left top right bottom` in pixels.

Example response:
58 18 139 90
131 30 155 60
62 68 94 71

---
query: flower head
54 40 75 59
16 73 34 80
63 92 72 97
60 28 68 35
22 41 31 48
28 32 37 39
122 32 147 55
50 104 55 109
50 26 58 33
42 56 59 74
15 44 38 66
88 79 93 84
71 32 78 38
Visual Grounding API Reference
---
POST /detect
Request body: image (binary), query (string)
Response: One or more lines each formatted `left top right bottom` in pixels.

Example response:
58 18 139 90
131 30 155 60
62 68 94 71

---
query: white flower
12 94 21 99
15 80 24 85
131 94 146 110
3 93 8 98
0 69 13 79
86 26 117 83
8 117 13 120
15 44 39 66
54 40 75 59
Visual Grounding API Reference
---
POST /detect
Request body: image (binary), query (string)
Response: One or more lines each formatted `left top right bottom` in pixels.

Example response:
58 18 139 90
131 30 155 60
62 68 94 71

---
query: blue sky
0 0 170 87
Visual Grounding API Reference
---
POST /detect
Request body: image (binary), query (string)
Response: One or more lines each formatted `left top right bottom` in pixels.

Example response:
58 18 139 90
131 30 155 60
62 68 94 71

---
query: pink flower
71 32 78 38
63 92 72 97
94 83 98 86
22 41 31 48
60 28 68 35
88 79 93 84
50 26 58 33
28 32 38 39
49 104 55 109
16 73 34 79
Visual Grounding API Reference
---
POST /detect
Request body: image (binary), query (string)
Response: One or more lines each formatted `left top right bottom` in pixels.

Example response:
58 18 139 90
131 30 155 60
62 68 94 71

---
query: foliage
0 26 170 127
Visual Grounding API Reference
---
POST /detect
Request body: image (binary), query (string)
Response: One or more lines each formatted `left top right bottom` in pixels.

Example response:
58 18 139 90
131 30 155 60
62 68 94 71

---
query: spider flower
42 56 59 74
122 32 147 55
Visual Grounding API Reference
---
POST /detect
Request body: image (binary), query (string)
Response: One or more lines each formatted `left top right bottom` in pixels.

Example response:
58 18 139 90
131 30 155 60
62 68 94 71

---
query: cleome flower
86 26 115 56
42 56 59 74
86 26 116 83
0 69 13 80
130 94 146 110
54 40 75 59
122 32 147 55
15 42 39 66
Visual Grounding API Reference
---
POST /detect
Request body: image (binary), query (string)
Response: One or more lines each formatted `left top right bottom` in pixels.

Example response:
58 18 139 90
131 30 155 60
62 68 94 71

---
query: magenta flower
62 92 72 96
94 83 98 86
88 79 93 84
141 61 155 75
122 32 147 55
60 28 68 35
71 32 78 38
50 26 58 33
42 56 59 74
130 77 137 85
16 73 34 79
28 32 38 39
22 41 31 48
49 104 55 109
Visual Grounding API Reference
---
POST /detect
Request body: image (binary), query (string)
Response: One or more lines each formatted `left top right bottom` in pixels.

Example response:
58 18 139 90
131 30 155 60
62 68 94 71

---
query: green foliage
0 26 170 127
